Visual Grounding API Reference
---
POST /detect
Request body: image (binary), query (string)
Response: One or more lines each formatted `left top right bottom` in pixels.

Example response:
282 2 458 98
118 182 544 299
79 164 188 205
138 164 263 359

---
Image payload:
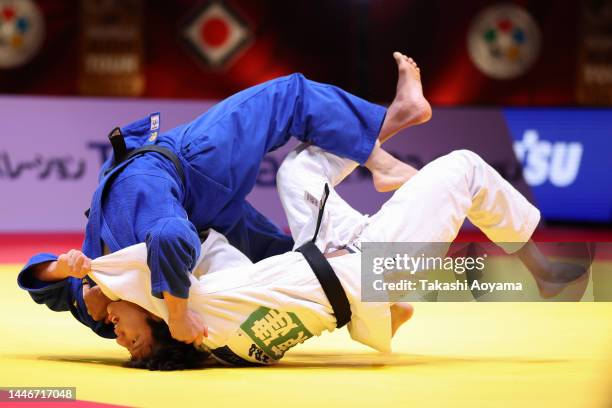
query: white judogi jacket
91 229 391 365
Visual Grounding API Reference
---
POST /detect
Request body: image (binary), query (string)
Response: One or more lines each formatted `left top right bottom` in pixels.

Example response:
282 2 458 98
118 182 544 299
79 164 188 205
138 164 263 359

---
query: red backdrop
0 0 582 105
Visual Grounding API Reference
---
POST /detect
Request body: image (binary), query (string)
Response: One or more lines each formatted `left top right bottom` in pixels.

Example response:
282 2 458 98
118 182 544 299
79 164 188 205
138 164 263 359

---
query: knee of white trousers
448 149 486 185
278 145 358 189
429 150 482 184
448 149 485 169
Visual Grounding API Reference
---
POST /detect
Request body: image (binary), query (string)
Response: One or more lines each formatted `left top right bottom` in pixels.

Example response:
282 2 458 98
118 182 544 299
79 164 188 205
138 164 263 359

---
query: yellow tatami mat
1 264 611 408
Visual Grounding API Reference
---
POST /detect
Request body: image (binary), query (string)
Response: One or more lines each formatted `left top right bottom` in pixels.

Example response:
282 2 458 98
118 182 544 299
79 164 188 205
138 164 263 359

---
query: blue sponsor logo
513 129 583 188
504 108 612 223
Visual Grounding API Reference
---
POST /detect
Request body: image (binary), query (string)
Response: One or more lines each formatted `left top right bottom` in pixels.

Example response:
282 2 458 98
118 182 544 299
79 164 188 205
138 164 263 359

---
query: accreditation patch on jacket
240 307 313 360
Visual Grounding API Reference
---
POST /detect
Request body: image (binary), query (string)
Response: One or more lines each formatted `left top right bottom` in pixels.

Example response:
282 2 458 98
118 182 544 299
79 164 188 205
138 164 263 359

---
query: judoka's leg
390 303 414 336
186 53 430 167
278 145 418 339
359 150 586 293
365 141 419 192
515 240 591 297
277 144 369 249
362 52 427 191
360 149 540 250
378 52 432 143
277 137 426 248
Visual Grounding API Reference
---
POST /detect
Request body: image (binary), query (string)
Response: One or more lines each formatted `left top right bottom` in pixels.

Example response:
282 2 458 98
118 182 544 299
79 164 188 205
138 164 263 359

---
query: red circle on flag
200 17 230 48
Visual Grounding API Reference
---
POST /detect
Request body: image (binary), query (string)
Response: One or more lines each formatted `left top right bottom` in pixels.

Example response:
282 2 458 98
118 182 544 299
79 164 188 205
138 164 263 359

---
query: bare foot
365 141 418 192
534 263 590 299
517 241 592 299
534 277 568 299
372 160 418 192
378 52 432 144
390 303 414 337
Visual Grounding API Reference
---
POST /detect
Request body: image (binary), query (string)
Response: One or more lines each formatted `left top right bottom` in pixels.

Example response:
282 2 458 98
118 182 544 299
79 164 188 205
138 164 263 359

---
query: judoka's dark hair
125 318 211 371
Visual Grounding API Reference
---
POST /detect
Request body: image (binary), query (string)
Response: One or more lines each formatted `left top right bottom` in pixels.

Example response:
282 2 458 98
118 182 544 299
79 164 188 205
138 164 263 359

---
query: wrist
34 261 68 281
48 261 62 277
163 291 188 319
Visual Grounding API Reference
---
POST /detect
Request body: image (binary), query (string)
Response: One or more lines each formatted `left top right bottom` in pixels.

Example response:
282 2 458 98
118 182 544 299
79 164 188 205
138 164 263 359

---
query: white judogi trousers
277 146 540 254
91 146 540 364
274 146 540 352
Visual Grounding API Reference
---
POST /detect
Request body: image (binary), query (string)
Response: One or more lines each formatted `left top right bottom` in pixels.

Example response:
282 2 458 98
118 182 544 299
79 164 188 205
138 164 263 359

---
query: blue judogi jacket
17 73 386 338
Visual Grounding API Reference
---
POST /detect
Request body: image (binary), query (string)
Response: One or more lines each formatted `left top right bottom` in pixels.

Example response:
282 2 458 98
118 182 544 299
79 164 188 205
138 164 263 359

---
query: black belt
84 127 185 219
295 184 352 328
104 127 184 181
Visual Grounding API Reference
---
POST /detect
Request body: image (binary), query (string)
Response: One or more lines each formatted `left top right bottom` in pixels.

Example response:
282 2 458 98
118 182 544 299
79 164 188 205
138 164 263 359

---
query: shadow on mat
7 354 127 368
276 352 569 369
6 353 569 370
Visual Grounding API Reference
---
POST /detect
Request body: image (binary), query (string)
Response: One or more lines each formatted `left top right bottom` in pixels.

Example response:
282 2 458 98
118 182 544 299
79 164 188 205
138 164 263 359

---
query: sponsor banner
504 108 612 222
577 0 612 105
0 1 585 105
361 242 612 302
0 97 609 232
79 0 145 96
0 96 214 231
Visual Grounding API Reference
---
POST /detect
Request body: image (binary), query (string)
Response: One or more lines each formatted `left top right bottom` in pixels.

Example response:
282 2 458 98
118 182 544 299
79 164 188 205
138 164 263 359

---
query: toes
395 53 422 72
405 56 419 69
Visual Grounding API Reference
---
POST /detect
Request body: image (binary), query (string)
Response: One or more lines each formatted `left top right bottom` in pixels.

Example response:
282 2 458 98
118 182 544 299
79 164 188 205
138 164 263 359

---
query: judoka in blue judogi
18 73 387 338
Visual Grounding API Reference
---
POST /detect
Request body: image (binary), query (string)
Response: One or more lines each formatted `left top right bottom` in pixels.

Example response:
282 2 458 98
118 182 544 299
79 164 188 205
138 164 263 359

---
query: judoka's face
106 301 156 359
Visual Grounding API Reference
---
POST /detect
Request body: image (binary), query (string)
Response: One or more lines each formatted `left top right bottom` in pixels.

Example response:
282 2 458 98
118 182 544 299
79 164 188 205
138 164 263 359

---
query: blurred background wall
0 0 611 234
0 0 611 105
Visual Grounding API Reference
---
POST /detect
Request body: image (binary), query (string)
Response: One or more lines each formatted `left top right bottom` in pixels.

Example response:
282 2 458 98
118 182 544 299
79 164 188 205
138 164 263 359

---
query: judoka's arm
32 249 92 281
146 221 207 344
140 210 207 343
163 292 207 345
17 253 117 338
18 250 91 311
31 251 114 322
106 175 200 300
143 216 200 299
107 175 206 343
127 213 207 344
18 254 77 312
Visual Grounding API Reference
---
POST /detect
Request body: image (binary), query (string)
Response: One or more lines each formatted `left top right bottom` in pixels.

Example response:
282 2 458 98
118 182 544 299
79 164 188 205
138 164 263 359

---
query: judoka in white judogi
89 145 540 365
